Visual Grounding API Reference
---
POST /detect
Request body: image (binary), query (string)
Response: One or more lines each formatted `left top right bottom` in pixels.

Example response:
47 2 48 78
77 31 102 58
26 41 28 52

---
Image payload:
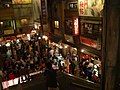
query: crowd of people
0 35 101 86
0 38 47 83
79 57 101 83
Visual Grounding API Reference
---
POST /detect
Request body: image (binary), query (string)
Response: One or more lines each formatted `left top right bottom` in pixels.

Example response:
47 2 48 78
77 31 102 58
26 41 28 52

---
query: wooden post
102 0 120 90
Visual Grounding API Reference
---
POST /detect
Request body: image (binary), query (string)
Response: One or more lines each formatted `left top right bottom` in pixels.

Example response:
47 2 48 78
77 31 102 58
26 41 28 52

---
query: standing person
69 60 76 75
44 62 59 90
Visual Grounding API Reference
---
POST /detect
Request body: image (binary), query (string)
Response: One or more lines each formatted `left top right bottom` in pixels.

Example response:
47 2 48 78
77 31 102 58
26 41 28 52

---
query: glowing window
54 21 59 28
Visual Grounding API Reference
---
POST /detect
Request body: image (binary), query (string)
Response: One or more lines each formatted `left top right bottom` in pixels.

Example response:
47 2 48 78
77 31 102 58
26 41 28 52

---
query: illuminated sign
74 18 79 35
78 0 104 17
12 0 32 4
80 36 98 49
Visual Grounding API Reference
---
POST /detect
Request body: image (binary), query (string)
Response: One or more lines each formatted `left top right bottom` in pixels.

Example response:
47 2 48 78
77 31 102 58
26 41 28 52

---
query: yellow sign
78 0 104 17
12 0 32 4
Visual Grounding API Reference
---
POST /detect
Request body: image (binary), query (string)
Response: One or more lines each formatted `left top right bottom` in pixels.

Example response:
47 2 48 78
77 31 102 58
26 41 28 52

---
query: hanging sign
73 18 79 35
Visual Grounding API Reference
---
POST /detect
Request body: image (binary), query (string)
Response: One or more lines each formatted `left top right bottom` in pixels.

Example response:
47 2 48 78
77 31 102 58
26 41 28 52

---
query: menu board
79 16 102 50
80 17 102 40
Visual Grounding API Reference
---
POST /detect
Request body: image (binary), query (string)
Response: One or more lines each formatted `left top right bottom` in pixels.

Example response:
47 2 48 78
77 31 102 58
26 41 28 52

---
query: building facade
0 0 33 39
47 0 65 43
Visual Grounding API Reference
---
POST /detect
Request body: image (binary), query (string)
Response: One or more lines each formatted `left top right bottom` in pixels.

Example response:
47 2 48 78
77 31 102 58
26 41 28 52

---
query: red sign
79 0 88 15
80 36 97 48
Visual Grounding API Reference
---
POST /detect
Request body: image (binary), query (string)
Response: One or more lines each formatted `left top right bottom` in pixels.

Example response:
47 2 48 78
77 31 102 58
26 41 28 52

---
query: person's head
54 62 57 65
45 62 52 69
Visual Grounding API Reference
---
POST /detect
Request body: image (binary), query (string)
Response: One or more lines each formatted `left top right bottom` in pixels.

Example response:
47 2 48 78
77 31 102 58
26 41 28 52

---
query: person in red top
9 72 15 80
9 71 15 84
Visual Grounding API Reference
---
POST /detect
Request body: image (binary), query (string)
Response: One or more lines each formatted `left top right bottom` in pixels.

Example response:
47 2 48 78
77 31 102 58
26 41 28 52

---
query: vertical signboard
73 18 79 35
41 0 47 24
78 0 104 17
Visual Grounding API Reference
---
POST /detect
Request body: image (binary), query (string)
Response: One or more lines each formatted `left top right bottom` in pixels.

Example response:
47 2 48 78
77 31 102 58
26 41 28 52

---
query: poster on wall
78 0 104 17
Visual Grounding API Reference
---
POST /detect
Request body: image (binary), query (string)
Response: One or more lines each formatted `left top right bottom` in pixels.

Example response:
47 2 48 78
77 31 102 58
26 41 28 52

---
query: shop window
81 22 102 40
2 20 14 30
4 21 11 28
80 16 102 41
54 21 59 28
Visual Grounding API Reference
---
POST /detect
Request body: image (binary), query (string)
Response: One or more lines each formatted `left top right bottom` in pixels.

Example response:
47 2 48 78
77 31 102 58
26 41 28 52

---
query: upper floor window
54 21 59 28
1 0 12 3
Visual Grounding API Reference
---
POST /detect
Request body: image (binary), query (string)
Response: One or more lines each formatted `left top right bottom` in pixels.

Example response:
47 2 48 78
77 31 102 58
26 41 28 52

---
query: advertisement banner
12 0 32 4
78 0 104 17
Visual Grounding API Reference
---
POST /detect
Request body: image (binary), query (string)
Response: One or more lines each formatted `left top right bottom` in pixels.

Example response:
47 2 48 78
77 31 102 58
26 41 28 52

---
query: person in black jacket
44 62 59 90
